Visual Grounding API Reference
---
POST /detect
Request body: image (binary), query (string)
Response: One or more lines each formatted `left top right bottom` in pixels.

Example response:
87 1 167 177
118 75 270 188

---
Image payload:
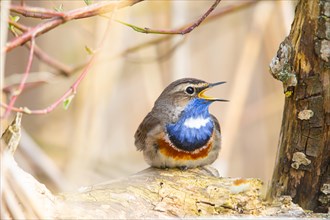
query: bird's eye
185 86 195 95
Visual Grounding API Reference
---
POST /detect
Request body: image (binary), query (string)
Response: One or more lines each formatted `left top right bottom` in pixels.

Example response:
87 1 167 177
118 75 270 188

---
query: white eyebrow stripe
183 117 210 129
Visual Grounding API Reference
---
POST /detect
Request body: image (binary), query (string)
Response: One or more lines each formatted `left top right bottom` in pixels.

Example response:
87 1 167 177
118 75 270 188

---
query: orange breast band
157 137 212 160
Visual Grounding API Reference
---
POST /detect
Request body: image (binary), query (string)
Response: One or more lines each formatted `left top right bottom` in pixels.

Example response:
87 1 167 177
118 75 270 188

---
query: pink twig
1 4 116 116
34 56 95 114
179 0 221 35
120 0 221 35
33 45 73 76
5 0 143 53
3 37 35 118
1 50 94 115
8 20 73 75
10 4 65 19
3 81 52 94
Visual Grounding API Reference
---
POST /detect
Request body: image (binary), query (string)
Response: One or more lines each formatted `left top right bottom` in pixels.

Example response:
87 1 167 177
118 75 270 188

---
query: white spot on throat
183 117 210 129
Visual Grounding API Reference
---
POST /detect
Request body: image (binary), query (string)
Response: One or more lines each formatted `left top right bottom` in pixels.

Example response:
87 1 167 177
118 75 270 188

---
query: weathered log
56 167 307 219
268 0 330 213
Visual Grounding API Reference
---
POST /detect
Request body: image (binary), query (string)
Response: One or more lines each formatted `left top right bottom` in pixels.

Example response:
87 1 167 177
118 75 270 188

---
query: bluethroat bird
134 78 228 169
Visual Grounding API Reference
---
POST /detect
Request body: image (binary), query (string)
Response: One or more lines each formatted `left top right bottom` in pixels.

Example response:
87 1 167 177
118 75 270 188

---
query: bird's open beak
198 81 229 102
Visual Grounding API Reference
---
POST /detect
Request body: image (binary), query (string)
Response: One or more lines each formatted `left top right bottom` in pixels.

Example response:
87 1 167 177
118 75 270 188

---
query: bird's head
154 78 228 122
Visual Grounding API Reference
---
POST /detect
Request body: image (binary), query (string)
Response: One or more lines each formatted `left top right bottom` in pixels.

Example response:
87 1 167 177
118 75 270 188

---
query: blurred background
2 0 296 192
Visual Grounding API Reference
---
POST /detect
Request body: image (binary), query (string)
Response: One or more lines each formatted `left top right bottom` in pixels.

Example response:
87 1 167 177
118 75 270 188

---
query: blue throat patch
166 98 214 152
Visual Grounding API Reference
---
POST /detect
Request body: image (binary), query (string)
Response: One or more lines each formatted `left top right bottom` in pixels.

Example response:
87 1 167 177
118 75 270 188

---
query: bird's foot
178 166 188 171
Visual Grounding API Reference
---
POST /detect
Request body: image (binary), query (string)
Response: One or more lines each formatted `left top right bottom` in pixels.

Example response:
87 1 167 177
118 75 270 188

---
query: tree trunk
268 0 330 213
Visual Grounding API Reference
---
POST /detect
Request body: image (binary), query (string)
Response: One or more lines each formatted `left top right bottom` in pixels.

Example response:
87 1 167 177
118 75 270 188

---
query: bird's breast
166 116 214 152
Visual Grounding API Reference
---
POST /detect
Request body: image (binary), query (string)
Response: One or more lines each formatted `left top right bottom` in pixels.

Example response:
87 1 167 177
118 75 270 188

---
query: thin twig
10 4 65 19
8 20 28 32
126 37 187 63
117 0 221 35
1 0 10 98
8 20 73 75
3 72 56 94
1 56 94 115
5 18 62 53
32 45 73 75
5 0 143 53
70 35 175 73
206 0 258 22
3 37 35 118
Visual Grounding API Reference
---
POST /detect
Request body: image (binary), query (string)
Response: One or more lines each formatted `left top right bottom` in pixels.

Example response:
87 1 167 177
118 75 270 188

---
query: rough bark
57 167 308 219
268 0 330 213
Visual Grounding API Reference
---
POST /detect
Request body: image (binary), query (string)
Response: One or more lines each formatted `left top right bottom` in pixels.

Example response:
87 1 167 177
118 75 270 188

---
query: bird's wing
134 112 161 151
210 114 221 134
